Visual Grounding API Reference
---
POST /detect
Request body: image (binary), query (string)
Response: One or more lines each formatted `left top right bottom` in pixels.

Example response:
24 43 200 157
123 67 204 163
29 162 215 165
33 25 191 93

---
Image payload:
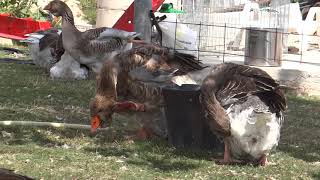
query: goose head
89 96 144 134
44 0 68 17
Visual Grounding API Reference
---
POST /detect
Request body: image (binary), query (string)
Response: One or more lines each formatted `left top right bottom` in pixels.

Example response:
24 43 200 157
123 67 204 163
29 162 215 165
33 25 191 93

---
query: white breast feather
228 107 281 159
50 52 88 80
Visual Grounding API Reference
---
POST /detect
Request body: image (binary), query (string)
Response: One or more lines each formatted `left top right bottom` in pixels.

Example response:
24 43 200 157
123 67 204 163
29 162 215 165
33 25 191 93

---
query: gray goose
22 28 89 79
89 43 204 138
201 63 287 166
21 28 63 70
44 0 141 74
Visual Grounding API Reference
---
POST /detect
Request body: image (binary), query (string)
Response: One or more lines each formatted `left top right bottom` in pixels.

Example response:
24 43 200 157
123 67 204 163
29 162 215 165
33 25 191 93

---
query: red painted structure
113 0 165 31
0 13 51 40
0 0 164 40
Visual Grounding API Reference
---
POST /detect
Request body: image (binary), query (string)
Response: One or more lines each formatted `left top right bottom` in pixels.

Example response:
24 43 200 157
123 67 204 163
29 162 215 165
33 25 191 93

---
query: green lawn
0 62 319 179
0 45 29 60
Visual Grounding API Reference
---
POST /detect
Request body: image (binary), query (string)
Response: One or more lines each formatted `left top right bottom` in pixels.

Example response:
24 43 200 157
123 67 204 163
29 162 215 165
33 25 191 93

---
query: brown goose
201 63 287 166
44 0 142 73
89 43 204 138
0 168 34 180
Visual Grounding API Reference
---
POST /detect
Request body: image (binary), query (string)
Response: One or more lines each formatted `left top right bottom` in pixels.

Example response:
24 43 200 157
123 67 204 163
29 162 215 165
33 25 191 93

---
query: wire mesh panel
166 0 292 65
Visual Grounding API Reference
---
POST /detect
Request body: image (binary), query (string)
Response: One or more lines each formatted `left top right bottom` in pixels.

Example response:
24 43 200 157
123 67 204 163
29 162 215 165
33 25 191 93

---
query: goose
21 28 62 70
89 43 205 138
22 28 89 80
0 168 34 180
201 63 287 166
44 0 142 74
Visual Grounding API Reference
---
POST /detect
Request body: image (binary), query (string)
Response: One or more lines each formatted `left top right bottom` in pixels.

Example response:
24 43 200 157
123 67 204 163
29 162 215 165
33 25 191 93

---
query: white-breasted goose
89 43 204 138
44 0 142 73
21 28 63 70
201 63 287 166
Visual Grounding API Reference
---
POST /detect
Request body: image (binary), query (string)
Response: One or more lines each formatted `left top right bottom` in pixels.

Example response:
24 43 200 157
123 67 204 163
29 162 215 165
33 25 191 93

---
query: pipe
0 121 110 131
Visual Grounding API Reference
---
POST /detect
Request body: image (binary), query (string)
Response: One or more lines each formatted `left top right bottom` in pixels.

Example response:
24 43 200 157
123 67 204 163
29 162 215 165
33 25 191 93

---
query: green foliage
79 0 97 25
30 9 51 21
0 0 38 18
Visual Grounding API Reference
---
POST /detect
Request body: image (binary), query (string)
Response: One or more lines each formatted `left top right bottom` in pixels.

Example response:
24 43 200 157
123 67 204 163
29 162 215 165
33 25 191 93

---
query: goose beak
90 115 101 134
43 4 51 11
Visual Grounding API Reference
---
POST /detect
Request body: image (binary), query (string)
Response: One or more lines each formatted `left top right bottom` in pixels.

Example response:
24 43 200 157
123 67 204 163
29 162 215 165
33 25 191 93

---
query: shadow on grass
126 157 200 172
279 95 320 162
84 139 204 172
0 125 101 148
84 138 223 172
1 127 65 147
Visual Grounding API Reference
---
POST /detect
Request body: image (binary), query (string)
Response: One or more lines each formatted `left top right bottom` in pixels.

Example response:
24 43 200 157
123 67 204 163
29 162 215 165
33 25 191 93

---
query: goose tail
169 50 207 75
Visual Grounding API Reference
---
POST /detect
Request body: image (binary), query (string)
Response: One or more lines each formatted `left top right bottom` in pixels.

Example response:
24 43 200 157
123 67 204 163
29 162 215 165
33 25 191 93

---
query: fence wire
152 19 320 66
149 0 320 67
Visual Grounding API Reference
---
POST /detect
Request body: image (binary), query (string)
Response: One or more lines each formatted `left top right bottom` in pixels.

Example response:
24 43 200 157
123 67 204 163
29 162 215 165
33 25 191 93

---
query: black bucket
162 84 222 150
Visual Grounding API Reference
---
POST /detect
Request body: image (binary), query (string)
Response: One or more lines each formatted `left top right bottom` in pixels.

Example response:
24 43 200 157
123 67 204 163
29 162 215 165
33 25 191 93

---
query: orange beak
91 115 101 134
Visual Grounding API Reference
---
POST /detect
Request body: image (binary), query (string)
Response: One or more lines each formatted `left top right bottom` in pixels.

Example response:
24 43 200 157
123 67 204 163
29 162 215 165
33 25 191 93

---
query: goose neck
97 61 119 99
61 6 80 33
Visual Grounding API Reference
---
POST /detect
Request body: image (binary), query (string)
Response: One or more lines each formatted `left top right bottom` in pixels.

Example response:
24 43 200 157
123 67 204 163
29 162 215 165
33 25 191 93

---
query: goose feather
201 63 287 163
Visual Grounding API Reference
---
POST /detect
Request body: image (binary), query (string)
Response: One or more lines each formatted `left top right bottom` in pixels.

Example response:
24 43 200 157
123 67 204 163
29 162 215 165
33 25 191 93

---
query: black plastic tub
162 84 222 150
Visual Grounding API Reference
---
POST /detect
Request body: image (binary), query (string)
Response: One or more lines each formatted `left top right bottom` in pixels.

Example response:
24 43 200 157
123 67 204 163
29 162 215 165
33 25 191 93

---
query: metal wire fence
153 19 320 66
150 0 320 68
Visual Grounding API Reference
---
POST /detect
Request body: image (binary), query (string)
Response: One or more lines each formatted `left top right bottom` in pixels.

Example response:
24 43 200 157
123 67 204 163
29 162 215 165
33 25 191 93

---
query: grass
0 62 319 179
0 44 30 60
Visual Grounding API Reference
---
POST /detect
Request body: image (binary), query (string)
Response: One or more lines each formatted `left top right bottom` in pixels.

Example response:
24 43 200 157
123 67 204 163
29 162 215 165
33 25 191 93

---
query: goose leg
221 139 232 164
215 138 242 165
258 154 268 166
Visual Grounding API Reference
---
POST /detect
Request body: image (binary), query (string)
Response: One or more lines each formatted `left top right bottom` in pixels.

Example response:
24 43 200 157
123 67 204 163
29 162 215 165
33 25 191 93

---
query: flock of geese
19 0 288 170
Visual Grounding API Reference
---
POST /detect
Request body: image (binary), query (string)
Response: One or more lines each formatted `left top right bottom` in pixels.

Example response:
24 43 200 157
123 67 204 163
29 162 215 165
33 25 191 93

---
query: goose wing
80 28 140 56
127 44 205 75
108 43 205 107
206 63 287 112
81 37 125 56
81 27 109 40
38 31 60 51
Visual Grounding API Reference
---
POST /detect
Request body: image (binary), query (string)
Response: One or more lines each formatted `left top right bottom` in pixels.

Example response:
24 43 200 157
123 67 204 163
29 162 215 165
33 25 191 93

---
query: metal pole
223 23 226 63
134 0 152 42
